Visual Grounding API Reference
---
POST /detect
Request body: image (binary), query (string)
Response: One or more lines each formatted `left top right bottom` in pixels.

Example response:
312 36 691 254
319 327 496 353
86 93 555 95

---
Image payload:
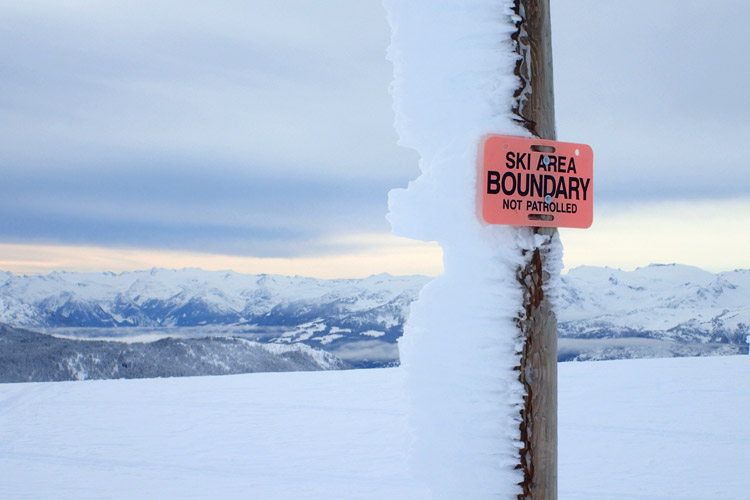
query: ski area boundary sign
480 135 593 228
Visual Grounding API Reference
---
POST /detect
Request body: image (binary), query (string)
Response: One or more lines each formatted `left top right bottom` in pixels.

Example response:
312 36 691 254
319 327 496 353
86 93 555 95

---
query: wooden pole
510 1 557 499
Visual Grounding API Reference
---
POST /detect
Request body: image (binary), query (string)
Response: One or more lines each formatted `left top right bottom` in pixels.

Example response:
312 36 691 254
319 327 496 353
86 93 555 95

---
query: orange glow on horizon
0 234 444 279
1 198 747 278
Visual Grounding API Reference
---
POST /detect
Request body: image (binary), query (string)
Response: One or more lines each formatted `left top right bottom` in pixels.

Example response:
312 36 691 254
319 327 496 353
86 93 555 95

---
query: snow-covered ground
2 356 748 500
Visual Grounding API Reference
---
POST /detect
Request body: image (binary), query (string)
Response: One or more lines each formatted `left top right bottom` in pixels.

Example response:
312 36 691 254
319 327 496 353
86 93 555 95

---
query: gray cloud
552 0 750 201
0 0 747 258
0 0 411 174
0 0 418 255
0 158 399 256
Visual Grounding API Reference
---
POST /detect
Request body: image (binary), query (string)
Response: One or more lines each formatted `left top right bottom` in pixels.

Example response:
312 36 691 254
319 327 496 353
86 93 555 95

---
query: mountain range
556 264 748 360
0 264 747 380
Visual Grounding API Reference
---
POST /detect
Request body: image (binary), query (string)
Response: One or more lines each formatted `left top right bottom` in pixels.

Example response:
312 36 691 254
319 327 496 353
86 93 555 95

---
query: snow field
559 356 750 500
0 369 426 500
1 356 748 500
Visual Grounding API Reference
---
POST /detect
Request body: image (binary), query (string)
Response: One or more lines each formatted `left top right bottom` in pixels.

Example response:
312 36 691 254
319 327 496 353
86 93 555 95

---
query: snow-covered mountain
0 269 429 368
0 264 747 368
0 268 425 329
555 264 749 360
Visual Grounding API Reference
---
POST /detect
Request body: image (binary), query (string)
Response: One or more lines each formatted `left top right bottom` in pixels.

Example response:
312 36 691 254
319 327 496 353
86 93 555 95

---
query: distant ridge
0 264 747 371
0 324 347 383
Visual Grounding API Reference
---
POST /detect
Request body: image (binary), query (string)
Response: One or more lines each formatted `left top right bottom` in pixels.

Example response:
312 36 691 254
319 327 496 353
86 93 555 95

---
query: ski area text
480 135 593 228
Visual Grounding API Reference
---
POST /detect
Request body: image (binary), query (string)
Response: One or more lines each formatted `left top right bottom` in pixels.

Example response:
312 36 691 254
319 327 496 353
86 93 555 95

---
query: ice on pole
383 1 563 498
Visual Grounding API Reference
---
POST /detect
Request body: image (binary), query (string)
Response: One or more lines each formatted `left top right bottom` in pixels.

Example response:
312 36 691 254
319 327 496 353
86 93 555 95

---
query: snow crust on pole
383 1 563 498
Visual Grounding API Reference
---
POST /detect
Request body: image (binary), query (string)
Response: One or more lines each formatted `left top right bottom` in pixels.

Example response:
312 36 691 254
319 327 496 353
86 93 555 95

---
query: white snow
359 329 385 337
312 333 344 345
283 320 327 341
1 357 748 500
383 1 560 497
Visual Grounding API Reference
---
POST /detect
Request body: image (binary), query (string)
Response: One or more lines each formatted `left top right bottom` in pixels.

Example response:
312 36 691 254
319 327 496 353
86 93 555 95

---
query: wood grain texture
511 0 558 498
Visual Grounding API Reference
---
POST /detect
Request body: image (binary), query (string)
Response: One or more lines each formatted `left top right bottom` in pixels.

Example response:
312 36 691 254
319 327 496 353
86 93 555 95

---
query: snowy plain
2 355 748 500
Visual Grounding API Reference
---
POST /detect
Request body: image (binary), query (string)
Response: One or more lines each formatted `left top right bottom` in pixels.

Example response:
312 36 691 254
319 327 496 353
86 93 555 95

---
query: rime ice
383 1 563 498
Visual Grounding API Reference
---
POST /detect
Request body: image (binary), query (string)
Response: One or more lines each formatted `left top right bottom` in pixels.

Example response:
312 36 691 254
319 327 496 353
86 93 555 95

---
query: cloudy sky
1 0 748 277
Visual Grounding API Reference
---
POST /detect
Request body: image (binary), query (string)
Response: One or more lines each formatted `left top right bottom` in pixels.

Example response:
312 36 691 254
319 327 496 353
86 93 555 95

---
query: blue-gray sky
1 0 748 276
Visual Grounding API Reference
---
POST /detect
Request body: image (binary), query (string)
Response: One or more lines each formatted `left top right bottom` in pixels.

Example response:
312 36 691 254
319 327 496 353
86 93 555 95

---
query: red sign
480 135 593 228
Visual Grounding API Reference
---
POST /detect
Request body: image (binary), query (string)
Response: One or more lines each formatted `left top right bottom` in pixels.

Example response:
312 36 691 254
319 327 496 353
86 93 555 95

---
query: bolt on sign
480 135 594 228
